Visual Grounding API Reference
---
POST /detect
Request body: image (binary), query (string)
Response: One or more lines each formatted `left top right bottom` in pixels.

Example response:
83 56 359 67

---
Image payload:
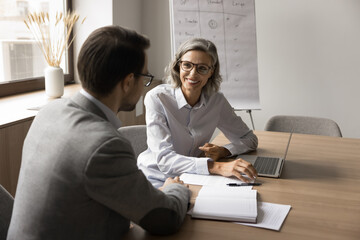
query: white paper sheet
198 185 256 197
180 173 253 189
238 202 291 231
135 95 143 117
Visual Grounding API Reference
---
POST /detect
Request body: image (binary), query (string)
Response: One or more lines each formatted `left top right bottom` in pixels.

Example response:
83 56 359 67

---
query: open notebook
191 186 257 223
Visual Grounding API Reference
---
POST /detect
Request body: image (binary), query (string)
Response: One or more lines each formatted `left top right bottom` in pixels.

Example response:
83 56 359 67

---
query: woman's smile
185 78 200 85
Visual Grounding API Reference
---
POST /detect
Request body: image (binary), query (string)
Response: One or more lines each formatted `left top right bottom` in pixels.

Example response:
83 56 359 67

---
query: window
0 0 73 97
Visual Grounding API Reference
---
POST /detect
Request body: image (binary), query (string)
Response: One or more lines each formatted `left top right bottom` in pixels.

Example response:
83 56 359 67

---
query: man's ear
121 73 135 94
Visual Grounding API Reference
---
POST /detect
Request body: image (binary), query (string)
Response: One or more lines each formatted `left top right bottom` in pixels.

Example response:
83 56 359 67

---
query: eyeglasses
136 73 154 87
178 61 212 75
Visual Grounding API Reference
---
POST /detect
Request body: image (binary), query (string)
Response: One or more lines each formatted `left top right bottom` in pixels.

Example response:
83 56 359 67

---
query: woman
138 38 258 187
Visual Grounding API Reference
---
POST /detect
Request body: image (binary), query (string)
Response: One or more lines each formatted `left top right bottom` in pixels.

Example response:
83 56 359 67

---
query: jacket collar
72 91 122 129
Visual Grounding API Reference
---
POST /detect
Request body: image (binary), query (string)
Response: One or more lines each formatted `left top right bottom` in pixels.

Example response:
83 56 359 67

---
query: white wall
141 0 172 79
253 0 360 138
73 0 360 138
113 0 142 32
73 0 141 82
73 0 113 82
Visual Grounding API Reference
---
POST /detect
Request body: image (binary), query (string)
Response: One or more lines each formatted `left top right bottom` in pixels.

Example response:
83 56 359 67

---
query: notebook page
193 197 257 222
198 185 255 198
192 186 257 222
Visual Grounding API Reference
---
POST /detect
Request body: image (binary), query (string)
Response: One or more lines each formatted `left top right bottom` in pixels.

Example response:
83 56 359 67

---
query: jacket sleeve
83 135 191 235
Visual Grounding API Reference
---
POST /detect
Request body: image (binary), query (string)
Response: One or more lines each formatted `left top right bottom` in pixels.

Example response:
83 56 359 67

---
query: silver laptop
236 133 293 178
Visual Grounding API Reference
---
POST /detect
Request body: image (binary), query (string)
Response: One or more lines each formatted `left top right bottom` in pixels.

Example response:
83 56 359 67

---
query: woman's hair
77 25 150 96
165 38 222 96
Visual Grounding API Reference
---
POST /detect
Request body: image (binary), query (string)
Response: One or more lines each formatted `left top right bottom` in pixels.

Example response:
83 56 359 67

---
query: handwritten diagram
171 0 260 110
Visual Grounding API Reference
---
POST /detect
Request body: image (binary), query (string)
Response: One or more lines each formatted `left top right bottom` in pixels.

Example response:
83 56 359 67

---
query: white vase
44 66 64 98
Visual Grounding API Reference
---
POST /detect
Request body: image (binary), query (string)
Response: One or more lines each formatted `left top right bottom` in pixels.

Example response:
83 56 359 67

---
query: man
7 26 191 240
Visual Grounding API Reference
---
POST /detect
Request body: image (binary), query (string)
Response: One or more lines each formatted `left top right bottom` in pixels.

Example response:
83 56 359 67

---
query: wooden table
124 131 360 240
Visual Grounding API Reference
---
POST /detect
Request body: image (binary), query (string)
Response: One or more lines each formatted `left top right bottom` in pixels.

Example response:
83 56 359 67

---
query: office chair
0 184 14 240
264 115 342 137
118 125 148 158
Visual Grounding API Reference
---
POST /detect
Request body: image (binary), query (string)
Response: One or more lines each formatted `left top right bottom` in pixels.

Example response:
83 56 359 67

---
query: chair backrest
118 125 148 158
264 115 342 137
0 185 14 240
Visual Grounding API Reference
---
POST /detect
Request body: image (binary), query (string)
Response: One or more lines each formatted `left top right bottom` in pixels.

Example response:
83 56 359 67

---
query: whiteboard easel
169 0 261 114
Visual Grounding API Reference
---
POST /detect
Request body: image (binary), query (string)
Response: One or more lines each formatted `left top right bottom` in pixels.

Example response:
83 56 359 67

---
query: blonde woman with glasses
138 38 258 188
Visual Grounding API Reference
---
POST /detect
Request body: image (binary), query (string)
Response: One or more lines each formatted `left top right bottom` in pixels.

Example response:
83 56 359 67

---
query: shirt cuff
195 157 211 175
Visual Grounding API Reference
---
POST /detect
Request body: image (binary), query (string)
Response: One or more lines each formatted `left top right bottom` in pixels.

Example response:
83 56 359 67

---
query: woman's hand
199 143 231 161
207 158 258 182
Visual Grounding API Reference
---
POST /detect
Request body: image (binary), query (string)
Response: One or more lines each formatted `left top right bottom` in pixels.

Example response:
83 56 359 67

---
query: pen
226 183 262 186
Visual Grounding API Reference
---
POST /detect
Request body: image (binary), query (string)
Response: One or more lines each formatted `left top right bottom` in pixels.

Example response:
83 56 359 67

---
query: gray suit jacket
7 93 190 240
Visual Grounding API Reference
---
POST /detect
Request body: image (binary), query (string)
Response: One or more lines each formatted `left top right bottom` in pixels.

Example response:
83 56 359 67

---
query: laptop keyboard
254 157 279 175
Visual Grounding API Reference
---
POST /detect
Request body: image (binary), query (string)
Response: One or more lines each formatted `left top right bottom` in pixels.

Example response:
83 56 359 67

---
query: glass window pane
0 0 67 83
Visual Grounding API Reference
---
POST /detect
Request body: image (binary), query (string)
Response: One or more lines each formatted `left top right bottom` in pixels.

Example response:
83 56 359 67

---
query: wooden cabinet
0 119 33 196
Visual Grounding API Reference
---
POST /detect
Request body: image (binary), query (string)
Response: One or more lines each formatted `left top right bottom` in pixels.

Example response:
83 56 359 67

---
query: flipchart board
170 0 260 110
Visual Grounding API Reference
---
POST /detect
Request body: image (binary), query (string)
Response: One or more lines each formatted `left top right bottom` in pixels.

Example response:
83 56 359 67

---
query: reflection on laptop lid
282 132 292 160
237 133 293 178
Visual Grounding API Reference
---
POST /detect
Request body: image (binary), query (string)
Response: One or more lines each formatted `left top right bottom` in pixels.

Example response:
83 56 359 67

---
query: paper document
135 95 143 117
180 173 252 189
238 202 291 231
197 185 254 197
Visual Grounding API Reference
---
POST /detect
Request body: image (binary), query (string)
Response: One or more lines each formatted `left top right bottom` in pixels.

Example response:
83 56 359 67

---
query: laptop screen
283 133 293 160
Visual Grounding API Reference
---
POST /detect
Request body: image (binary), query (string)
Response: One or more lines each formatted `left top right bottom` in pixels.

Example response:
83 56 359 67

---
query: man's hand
199 143 231 161
159 176 188 191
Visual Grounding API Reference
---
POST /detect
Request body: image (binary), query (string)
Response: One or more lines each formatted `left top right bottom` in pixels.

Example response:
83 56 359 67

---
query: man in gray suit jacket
7 26 191 240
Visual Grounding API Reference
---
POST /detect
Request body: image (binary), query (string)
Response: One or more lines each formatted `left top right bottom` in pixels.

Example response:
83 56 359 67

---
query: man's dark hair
77 25 150 96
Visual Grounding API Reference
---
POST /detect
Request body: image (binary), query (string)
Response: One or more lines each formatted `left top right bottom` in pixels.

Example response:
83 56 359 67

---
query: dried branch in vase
24 11 86 67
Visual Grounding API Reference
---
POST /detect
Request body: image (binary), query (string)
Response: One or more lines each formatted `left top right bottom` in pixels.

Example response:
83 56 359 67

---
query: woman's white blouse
137 84 258 187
